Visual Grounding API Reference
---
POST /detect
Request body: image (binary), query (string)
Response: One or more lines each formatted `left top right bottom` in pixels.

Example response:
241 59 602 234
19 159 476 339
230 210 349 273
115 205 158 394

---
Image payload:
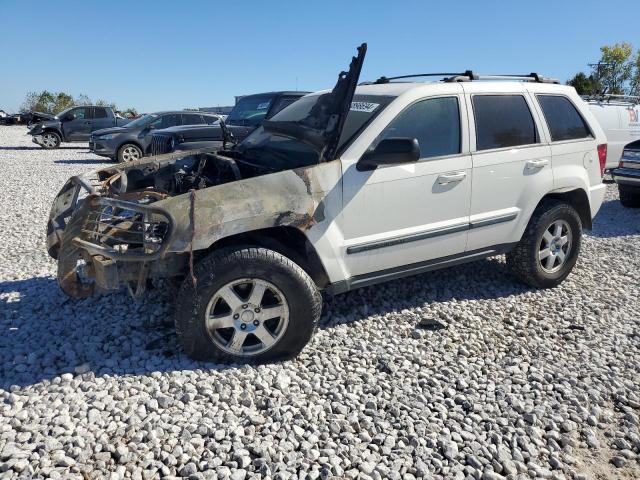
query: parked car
0 110 16 125
47 44 607 363
90 111 221 162
149 91 308 155
28 106 130 149
612 142 640 207
585 96 640 170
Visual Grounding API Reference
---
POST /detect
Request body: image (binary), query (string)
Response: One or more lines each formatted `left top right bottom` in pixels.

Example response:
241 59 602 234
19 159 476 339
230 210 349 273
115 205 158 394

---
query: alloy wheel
121 146 141 162
538 219 572 273
43 133 58 148
204 278 289 357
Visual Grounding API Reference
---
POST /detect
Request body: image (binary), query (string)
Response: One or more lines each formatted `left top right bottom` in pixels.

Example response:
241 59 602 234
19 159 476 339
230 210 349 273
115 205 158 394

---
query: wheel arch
197 226 331 289
42 128 63 140
537 188 592 230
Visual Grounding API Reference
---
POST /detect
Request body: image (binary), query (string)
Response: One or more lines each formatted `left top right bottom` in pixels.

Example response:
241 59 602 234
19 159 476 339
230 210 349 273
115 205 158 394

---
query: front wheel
41 131 61 149
117 143 142 163
507 200 582 289
174 247 321 363
619 184 640 208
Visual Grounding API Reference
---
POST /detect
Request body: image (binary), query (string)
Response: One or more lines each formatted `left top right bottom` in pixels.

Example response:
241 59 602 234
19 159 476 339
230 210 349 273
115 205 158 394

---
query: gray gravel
1 125 639 479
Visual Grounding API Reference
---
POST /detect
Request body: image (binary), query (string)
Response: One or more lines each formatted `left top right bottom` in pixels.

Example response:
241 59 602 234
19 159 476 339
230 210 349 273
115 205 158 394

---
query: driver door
62 107 91 141
340 93 472 277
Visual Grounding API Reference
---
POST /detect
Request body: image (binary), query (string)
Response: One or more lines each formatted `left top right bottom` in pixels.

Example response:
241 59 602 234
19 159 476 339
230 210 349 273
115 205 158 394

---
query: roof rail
369 71 559 85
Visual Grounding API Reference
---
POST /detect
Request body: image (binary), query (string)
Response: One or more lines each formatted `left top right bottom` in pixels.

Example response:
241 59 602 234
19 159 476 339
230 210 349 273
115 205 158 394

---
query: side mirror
357 137 420 171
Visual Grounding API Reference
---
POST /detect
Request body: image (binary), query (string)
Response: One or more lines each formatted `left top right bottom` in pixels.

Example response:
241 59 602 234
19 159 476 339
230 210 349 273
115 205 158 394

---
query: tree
121 107 139 118
567 72 597 96
95 99 118 111
53 92 75 113
630 50 640 97
595 42 634 95
75 94 92 106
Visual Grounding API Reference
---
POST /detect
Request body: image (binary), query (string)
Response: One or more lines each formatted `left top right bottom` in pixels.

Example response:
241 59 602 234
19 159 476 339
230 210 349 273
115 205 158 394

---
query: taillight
597 144 607 177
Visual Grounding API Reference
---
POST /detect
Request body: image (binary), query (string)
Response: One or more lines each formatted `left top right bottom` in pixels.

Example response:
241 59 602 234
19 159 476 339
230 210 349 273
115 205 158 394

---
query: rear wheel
507 200 582 289
174 247 321 363
619 184 640 208
117 143 142 163
41 131 61 149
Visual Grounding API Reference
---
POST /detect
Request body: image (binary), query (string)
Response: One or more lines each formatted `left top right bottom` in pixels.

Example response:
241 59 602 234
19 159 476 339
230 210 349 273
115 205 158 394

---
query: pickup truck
28 106 130 149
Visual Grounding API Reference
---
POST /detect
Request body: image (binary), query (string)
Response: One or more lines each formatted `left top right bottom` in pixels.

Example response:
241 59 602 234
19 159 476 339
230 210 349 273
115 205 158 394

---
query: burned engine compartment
99 150 271 198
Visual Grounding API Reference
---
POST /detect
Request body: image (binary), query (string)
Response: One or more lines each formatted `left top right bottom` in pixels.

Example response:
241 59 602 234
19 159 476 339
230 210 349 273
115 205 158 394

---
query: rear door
62 107 92 141
464 85 553 251
91 107 112 131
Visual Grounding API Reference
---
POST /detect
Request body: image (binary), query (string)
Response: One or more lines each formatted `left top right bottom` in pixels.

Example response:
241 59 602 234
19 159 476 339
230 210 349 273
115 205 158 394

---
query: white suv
48 44 607 362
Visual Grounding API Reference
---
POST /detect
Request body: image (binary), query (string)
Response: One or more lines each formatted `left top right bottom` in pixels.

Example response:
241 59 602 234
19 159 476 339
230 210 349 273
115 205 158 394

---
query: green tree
567 72 597 95
75 94 92 106
52 92 75 113
630 50 640 96
121 107 139 118
595 42 634 94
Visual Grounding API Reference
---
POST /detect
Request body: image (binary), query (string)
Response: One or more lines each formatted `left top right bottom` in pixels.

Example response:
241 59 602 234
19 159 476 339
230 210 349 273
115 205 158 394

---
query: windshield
226 94 276 127
55 107 74 119
123 114 157 128
235 94 394 172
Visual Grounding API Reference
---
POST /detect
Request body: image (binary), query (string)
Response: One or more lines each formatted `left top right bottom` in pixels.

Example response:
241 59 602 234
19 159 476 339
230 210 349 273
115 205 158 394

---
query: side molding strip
346 223 469 255
346 212 518 255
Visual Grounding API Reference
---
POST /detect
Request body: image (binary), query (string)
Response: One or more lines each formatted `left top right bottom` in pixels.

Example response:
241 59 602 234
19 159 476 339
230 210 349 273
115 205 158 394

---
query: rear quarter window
473 95 538 150
537 95 592 141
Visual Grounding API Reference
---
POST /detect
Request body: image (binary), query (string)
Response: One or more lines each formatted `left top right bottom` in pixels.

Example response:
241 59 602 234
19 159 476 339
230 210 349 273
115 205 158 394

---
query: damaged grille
150 133 175 156
76 196 175 261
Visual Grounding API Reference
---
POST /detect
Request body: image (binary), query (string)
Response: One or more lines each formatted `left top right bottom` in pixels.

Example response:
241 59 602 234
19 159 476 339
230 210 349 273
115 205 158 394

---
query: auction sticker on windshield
257 102 270 110
350 102 379 113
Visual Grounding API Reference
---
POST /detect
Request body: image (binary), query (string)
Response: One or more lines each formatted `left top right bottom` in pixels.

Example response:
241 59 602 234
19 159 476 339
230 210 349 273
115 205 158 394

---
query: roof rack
583 93 639 104
368 71 560 85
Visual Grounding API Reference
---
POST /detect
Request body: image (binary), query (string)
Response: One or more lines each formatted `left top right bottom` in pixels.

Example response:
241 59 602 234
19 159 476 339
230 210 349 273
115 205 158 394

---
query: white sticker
257 102 270 110
350 101 379 113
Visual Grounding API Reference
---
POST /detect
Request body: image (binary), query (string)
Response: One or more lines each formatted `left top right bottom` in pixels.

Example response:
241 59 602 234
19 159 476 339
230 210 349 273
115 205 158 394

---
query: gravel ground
1 125 639 480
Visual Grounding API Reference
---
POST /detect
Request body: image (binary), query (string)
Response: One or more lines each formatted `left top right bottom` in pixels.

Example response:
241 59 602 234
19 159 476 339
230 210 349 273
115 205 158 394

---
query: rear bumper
613 168 640 188
589 183 607 219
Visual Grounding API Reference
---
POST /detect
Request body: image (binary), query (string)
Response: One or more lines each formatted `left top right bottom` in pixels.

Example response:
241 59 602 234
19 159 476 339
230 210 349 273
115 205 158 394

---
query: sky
1 0 639 113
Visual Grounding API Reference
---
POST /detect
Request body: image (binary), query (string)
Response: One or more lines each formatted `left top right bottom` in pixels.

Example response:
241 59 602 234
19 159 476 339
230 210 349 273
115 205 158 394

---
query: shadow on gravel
0 276 235 389
587 199 640 239
54 159 108 165
319 256 530 330
0 146 83 151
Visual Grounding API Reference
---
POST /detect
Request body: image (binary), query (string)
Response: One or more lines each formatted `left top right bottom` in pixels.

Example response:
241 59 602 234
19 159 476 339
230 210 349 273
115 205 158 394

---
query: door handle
437 171 467 185
525 159 549 170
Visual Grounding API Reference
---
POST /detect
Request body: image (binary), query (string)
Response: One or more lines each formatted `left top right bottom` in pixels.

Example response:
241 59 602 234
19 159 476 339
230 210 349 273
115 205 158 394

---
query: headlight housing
97 133 120 140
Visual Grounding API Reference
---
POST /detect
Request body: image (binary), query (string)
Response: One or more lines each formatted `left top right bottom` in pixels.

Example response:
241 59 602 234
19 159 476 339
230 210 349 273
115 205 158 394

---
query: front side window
537 95 592 141
473 95 538 150
203 115 220 125
182 113 204 125
70 108 89 120
151 114 180 129
375 96 461 159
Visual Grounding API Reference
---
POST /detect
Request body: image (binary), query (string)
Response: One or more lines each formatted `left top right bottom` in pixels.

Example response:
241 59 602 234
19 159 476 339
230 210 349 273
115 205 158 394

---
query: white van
586 96 640 170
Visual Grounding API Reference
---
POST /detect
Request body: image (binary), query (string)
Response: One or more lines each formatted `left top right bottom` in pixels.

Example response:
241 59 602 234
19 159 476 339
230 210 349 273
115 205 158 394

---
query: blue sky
1 0 638 113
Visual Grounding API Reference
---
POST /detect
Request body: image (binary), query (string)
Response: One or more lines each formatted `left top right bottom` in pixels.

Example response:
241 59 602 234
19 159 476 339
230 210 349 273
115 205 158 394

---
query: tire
619 184 640 208
117 143 142 163
506 200 582 289
41 131 61 149
174 247 322 363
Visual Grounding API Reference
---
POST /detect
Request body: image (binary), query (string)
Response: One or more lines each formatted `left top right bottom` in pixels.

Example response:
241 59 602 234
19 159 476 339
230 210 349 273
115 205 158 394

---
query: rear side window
537 95 592 141
473 95 538 150
93 107 107 118
376 96 461 159
182 113 204 125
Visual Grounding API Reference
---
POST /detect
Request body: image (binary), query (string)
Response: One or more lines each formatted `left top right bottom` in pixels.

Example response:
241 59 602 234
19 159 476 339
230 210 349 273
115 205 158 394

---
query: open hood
262 43 367 162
